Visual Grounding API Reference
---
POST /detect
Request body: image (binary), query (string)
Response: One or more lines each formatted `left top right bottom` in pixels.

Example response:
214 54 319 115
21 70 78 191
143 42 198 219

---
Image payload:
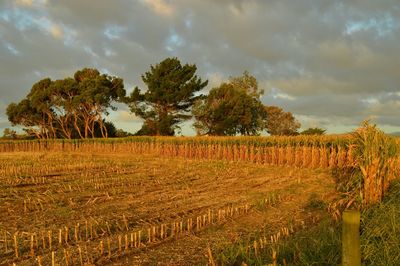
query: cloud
15 0 47 7
207 72 225 89
141 0 175 17
15 0 33 7
270 88 296 101
116 110 142 123
0 0 399 135
50 24 63 39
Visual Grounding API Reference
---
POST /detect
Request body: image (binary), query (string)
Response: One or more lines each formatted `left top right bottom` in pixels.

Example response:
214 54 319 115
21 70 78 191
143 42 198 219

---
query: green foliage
6 68 126 139
216 181 400 265
125 57 208 136
301 127 326 135
1 128 17 139
276 219 341 265
6 99 43 139
305 193 327 210
216 218 341 265
264 106 300 136
92 120 118 138
192 72 265 136
361 180 400 265
115 129 132 138
133 114 177 136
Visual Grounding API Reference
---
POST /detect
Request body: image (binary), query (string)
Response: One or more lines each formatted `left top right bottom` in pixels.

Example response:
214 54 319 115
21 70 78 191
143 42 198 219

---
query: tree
48 78 79 139
6 99 44 139
115 128 132 138
72 68 125 138
263 106 300 136
6 68 126 139
193 72 265 136
301 127 326 135
2 128 17 139
229 70 264 97
125 57 208 136
92 120 117 138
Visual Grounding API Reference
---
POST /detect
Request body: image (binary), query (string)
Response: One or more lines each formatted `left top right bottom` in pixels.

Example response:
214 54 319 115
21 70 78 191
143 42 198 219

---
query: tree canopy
1 128 17 139
193 72 265 136
301 127 326 135
125 57 208 136
4 59 305 138
263 105 300 136
6 68 126 139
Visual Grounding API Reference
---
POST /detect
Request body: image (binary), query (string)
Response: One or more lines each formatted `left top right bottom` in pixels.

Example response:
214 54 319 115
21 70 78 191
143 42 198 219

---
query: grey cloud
0 0 399 134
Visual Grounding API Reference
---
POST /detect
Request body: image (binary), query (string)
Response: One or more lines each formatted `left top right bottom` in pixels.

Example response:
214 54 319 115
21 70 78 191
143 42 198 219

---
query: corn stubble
1 124 398 265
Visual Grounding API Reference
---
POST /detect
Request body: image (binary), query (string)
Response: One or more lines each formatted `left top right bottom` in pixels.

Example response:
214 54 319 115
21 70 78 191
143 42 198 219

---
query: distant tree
125 57 208 136
193 72 265 136
92 121 117 138
301 127 326 135
264 105 300 136
2 128 17 139
6 99 44 139
6 68 126 139
115 129 132 138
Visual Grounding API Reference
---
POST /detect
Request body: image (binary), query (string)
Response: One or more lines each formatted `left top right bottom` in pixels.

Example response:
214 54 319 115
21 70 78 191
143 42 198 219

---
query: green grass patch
216 180 400 265
361 180 400 265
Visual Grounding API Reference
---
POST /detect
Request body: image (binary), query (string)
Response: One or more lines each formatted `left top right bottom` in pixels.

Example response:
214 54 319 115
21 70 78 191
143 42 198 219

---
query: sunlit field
0 150 335 265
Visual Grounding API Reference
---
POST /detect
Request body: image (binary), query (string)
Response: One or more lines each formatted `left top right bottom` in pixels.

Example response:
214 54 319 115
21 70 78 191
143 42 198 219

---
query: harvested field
0 151 337 265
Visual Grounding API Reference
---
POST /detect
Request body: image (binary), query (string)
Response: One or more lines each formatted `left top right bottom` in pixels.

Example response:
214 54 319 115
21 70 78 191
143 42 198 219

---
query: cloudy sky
1 0 399 135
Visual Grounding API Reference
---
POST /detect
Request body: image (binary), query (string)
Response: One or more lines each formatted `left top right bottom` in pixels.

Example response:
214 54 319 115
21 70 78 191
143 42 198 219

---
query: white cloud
4 42 20 55
116 110 142 123
270 87 296 101
344 14 398 37
361 97 379 105
104 25 126 40
141 0 175 16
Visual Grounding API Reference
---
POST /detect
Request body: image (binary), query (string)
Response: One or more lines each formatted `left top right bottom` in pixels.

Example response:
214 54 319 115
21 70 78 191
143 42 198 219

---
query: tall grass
361 180 400 265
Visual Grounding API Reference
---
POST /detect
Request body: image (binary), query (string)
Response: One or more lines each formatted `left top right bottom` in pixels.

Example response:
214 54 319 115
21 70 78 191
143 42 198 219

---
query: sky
0 0 399 135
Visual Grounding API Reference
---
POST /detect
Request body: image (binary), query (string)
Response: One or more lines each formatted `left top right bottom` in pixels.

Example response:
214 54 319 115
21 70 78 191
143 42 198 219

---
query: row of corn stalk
351 122 399 206
0 136 356 170
0 135 353 150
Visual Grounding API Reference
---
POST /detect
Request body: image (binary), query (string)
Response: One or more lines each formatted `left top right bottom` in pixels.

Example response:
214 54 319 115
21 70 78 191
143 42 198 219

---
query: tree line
4 57 325 139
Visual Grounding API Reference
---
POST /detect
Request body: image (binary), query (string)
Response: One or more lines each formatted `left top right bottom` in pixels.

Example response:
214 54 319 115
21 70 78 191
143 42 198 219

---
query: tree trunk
89 117 95 138
98 119 107 138
73 114 84 139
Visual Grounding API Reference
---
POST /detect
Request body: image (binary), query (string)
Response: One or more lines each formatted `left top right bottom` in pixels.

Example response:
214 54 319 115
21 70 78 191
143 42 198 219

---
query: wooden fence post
342 210 361 266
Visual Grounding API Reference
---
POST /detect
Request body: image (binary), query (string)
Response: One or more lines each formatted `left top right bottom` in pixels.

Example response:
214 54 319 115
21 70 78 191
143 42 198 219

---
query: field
0 150 336 265
1 128 398 265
